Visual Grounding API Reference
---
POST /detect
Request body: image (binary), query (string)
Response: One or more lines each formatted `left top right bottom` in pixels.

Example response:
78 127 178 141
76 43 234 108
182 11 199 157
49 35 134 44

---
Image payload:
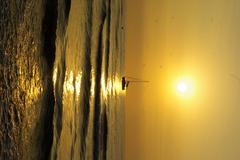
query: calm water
0 0 125 159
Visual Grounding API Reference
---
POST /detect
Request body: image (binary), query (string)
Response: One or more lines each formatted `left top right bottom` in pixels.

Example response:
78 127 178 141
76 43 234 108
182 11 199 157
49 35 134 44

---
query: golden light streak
75 72 82 96
53 67 57 86
91 70 95 97
64 70 74 93
62 70 82 98
101 73 108 98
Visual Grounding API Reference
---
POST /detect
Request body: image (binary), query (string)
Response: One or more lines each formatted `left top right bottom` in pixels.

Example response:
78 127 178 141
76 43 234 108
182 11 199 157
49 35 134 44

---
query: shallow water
0 0 125 159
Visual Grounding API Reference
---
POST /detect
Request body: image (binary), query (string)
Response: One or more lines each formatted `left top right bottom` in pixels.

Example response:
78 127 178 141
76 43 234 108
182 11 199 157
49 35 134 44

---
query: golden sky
125 0 240 159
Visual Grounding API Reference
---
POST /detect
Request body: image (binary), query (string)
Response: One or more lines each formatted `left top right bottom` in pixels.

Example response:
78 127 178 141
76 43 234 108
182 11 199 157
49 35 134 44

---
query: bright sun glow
175 76 196 98
177 82 188 93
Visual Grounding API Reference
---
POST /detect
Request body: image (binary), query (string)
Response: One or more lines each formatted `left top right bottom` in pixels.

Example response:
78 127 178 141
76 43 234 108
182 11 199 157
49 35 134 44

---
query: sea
0 0 125 159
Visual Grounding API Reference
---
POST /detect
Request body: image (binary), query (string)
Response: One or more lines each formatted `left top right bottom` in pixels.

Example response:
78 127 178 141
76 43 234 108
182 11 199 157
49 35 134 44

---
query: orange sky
125 0 240 159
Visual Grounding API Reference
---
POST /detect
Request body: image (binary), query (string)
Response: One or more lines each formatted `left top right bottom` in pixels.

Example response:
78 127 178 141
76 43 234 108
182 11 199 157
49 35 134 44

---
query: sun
175 77 195 98
177 82 188 93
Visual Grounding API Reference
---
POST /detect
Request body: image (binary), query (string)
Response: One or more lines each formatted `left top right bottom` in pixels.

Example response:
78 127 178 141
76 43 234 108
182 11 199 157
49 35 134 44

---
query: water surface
0 0 125 159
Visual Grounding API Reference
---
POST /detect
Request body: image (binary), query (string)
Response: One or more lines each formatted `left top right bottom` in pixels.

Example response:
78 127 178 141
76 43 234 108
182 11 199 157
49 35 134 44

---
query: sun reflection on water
53 68 82 99
91 70 96 97
101 73 124 99
53 67 57 86
64 70 74 93
75 73 82 97
17 61 42 106
53 67 124 102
